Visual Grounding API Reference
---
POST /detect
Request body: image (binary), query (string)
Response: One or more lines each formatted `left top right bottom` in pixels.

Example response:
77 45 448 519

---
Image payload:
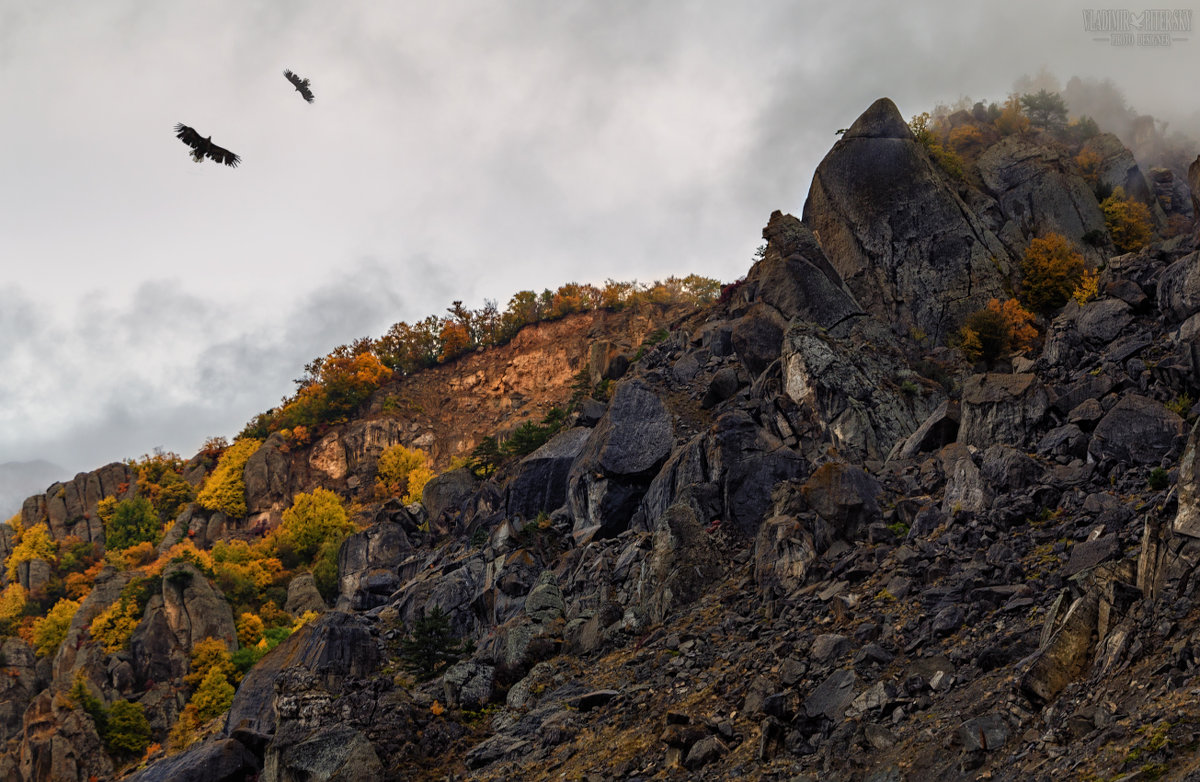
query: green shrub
1148 467 1170 491
105 496 160 552
105 700 151 757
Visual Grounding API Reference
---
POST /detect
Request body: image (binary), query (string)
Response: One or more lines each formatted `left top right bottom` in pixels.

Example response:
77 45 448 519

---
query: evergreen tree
400 606 469 680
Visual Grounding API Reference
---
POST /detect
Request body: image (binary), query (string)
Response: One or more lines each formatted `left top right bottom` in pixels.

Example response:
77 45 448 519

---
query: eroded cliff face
2 100 1198 782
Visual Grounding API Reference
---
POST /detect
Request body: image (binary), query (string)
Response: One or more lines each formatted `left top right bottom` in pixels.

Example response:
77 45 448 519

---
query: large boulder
422 468 477 522
958 374 1049 449
262 724 385 782
637 411 804 536
130 562 238 686
1088 395 1184 466
643 504 723 625
567 380 674 541
803 97 1013 341
1081 134 1153 206
125 737 259 782
505 428 591 520
1157 251 1200 323
243 435 287 522
800 462 881 539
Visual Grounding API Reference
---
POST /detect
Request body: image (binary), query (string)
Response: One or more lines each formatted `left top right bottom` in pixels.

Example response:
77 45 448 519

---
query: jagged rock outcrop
337 521 412 610
125 737 260 782
783 319 941 461
1087 394 1184 466
958 373 1049 450
130 562 237 686
803 97 1013 341
977 136 1109 257
16 690 113 782
567 379 673 541
1079 133 1153 205
732 211 864 329
17 462 133 547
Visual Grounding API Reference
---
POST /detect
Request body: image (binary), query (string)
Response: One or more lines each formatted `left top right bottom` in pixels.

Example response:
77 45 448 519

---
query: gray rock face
959 374 1049 449
977 136 1108 254
1088 395 1184 465
644 504 723 625
442 661 496 711
1082 133 1153 205
21 461 133 544
337 521 411 610
801 463 881 540
638 411 804 536
1157 251 1200 323
18 690 114 782
567 379 674 540
940 444 992 515
226 611 380 738
730 303 787 379
505 428 591 520
803 97 1013 341
891 400 960 460
1075 299 1134 344
733 211 864 329
244 435 286 520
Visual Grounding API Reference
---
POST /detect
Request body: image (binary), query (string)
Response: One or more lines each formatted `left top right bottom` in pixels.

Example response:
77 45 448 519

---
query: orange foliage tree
1020 233 1087 315
959 298 1038 363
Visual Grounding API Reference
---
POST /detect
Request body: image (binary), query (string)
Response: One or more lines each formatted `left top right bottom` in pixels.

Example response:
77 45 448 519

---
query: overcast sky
1 0 1196 489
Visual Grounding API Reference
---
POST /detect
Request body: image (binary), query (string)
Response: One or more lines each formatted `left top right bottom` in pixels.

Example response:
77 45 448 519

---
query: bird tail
192 150 204 163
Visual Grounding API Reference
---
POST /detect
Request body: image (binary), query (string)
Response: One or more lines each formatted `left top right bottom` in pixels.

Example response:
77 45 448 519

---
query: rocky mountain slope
3 96 1200 782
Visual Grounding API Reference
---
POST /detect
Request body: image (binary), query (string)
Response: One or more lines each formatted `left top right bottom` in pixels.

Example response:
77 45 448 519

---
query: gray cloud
2 0 1195 478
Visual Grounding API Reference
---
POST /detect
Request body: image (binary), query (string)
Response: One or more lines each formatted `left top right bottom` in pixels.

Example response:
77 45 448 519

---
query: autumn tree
995 95 1030 136
375 445 435 504
1100 186 1154 252
105 700 151 757
1020 233 1087 315
959 299 1038 364
6 522 57 581
32 598 79 657
196 438 261 519
191 666 235 722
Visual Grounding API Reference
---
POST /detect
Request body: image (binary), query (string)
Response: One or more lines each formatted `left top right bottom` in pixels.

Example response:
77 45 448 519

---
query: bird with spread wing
173 124 241 167
284 69 315 103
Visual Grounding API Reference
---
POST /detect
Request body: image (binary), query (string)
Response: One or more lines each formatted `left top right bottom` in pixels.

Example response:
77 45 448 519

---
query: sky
0 0 1197 497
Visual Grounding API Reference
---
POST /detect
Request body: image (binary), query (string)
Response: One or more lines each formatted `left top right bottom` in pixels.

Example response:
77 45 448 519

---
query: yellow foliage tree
6 522 57 581
375 444 434 503
197 438 261 519
191 666 235 722
185 637 236 688
32 598 80 657
236 612 265 647
1020 233 1087 315
0 583 28 633
1075 148 1103 185
272 489 354 563
948 124 985 155
1100 186 1154 253
89 597 141 653
1073 268 1101 305
995 95 1030 136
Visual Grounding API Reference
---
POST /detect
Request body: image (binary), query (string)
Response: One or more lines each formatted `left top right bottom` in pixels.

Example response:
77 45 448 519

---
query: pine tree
400 606 468 680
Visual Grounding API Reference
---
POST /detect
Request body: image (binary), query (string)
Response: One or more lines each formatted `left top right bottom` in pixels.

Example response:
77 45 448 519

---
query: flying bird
174 124 241 167
284 69 315 103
